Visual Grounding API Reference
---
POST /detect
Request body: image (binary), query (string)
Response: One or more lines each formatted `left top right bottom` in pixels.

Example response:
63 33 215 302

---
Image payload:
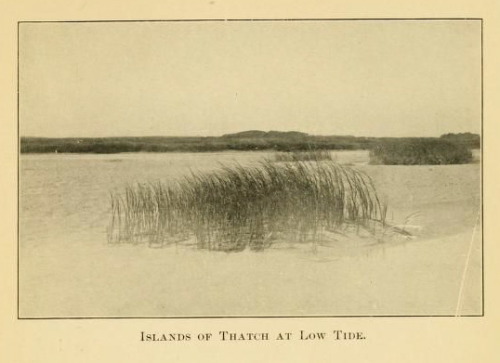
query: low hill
440 133 480 148
222 130 308 139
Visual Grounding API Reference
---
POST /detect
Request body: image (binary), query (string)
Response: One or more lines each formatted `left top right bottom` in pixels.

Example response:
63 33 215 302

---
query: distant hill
222 130 309 139
440 132 480 148
440 132 480 141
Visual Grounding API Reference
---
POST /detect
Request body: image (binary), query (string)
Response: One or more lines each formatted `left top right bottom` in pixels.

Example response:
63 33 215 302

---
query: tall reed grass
369 139 473 165
108 160 389 252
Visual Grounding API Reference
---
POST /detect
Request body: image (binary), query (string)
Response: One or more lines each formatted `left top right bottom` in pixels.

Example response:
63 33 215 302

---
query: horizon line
20 131 480 139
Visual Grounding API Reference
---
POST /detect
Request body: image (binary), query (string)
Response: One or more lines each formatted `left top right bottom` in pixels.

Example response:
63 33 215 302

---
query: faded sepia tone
20 21 480 138
18 20 481 319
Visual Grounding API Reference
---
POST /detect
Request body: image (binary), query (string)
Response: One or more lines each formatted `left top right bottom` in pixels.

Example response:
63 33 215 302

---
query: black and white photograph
18 19 482 318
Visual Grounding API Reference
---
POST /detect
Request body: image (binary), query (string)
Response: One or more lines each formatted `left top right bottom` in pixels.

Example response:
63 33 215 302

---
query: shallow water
19 150 482 317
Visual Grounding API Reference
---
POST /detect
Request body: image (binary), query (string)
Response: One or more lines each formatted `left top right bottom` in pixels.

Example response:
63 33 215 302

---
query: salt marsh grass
369 139 473 165
108 160 389 252
274 150 333 162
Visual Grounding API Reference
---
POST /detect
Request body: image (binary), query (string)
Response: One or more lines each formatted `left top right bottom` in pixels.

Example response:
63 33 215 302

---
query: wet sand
19 150 482 317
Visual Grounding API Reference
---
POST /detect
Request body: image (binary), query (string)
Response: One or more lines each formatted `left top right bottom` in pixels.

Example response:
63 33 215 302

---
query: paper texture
1 1 499 362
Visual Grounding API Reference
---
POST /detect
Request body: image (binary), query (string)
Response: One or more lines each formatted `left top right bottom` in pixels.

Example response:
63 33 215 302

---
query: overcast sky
19 20 481 137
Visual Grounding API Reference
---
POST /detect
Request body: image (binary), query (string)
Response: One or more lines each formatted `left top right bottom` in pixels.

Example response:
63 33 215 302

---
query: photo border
17 17 484 320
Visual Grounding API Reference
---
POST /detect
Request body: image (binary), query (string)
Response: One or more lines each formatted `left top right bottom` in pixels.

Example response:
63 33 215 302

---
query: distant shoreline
20 131 480 154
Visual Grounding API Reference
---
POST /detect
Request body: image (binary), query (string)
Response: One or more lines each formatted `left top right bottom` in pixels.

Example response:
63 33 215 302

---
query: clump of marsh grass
108 159 391 252
274 150 333 162
369 139 473 165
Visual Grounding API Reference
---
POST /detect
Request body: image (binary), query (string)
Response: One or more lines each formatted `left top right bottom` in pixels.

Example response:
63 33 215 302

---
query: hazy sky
19 20 481 137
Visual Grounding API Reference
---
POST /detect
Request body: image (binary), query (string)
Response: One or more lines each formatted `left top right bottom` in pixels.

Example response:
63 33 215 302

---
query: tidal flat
19 150 481 317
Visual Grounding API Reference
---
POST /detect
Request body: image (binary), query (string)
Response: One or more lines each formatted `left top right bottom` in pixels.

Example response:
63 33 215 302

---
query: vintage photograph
18 19 482 318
